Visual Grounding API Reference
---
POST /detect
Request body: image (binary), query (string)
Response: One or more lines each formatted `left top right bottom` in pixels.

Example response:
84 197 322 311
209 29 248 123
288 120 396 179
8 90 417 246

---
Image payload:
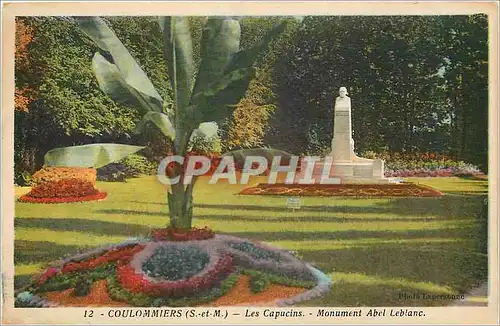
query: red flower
37 267 59 285
150 227 215 242
59 244 145 274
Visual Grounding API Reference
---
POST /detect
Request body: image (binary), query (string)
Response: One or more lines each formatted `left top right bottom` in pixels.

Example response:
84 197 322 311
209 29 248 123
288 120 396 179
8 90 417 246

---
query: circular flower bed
15 233 332 307
18 178 107 204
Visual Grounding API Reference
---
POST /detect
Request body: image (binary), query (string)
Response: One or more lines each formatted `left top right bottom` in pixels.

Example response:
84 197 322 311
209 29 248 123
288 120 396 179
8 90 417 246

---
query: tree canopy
14 14 490 183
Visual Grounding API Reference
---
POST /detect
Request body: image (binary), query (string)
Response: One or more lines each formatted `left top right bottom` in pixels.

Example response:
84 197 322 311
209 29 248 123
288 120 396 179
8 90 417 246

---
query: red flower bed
151 227 215 242
116 254 234 297
27 178 99 198
239 183 443 197
60 244 145 274
19 192 107 204
18 178 108 203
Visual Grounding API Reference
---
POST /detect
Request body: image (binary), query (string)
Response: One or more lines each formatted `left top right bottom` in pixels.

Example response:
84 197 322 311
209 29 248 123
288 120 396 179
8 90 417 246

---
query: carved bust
335 86 351 110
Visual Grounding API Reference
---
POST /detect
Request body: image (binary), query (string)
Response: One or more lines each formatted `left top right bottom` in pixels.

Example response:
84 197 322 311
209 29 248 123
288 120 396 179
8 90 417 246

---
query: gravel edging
275 264 332 306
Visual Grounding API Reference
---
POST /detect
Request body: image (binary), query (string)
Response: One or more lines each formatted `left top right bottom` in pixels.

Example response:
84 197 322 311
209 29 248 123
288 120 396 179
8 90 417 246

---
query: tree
225 17 298 150
14 17 145 181
45 16 287 230
438 15 489 172
266 14 489 171
14 17 182 183
269 16 447 155
15 18 35 113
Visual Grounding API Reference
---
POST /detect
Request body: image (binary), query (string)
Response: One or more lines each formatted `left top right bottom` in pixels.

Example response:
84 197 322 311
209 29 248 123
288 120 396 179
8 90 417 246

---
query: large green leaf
44 144 145 168
76 17 163 112
134 112 175 140
191 67 254 121
192 68 251 99
192 18 241 96
92 53 160 114
191 20 286 122
158 17 196 154
224 21 287 74
158 17 195 114
190 121 218 140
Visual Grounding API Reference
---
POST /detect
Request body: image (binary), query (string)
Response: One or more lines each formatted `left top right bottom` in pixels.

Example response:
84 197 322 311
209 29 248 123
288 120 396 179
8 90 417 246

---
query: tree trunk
165 151 196 230
167 183 193 230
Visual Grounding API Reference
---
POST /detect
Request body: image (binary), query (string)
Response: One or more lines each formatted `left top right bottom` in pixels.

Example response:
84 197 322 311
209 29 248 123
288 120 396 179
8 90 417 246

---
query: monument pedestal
294 159 396 185
293 86 398 185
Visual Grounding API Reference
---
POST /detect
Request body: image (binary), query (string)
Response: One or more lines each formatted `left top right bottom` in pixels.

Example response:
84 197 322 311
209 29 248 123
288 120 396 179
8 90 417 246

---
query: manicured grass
14 176 488 306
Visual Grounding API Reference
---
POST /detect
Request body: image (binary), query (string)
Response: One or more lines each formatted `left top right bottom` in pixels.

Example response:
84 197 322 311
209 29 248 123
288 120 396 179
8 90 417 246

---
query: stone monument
331 86 355 162
295 87 394 184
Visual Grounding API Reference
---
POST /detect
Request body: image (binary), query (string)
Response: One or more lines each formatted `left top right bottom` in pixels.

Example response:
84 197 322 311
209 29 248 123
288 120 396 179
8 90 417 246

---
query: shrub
121 154 157 175
15 171 33 187
97 154 157 182
32 167 96 186
248 271 270 293
96 164 127 182
189 134 222 155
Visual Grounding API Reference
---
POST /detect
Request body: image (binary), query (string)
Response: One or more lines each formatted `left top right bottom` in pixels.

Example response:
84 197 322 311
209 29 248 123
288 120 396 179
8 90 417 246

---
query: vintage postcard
1 1 499 325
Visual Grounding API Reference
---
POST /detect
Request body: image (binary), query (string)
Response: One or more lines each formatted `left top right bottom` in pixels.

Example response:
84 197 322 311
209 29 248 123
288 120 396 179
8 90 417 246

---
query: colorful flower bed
359 151 485 178
18 178 107 204
32 167 97 186
238 183 443 197
15 234 331 307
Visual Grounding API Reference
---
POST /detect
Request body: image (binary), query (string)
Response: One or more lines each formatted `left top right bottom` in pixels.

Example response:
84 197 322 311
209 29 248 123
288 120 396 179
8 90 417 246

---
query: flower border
239 183 444 197
217 235 316 282
60 244 145 274
18 191 108 204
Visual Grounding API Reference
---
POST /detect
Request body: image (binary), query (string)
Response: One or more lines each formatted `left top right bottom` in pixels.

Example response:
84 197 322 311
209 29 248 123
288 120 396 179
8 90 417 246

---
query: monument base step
295 159 391 184
335 177 398 185
293 175 399 185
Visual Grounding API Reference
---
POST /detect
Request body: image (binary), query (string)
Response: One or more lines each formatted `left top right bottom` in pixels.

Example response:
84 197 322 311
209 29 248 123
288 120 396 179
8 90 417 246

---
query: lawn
14 175 488 306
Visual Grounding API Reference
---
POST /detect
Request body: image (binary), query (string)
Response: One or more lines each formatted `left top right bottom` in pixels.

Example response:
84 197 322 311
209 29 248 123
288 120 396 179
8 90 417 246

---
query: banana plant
44 16 288 230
